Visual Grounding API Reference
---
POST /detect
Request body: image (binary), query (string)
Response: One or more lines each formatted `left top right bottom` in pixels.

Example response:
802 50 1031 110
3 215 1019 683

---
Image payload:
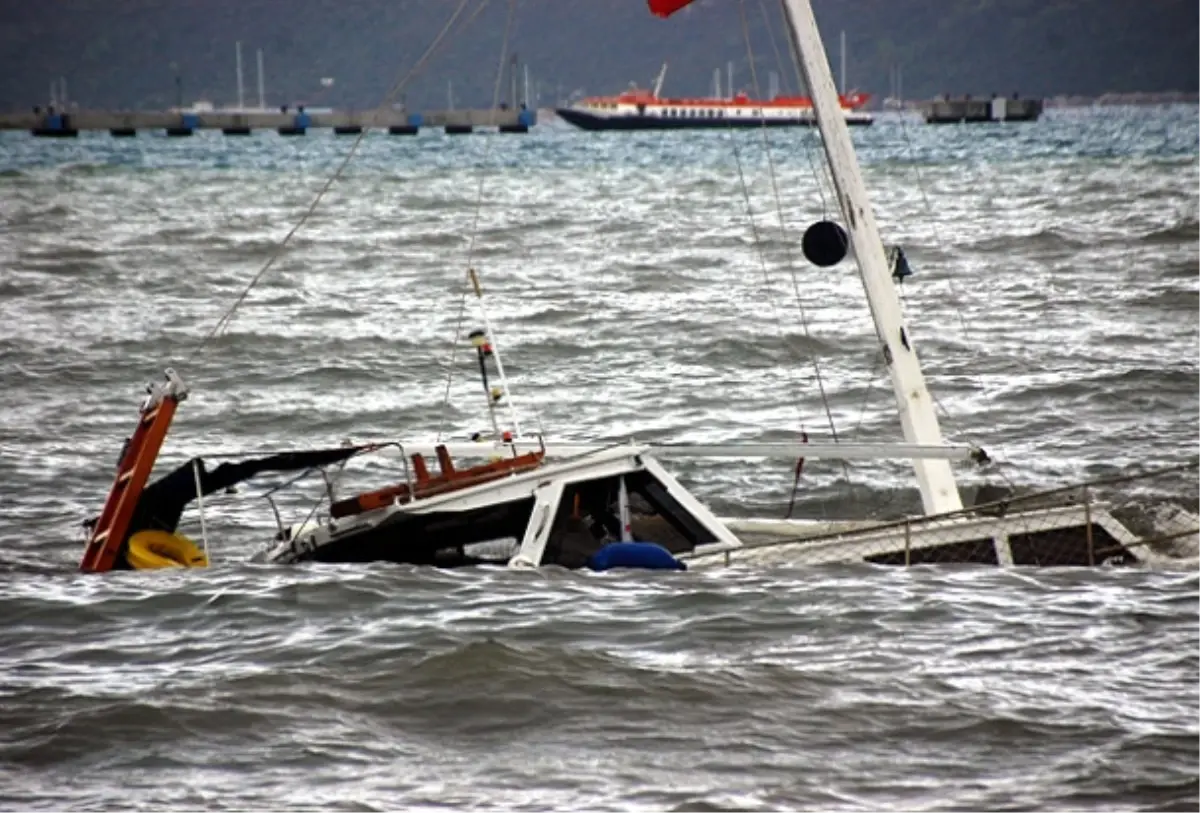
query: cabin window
1008 525 1133 566
539 471 721 569
864 537 999 566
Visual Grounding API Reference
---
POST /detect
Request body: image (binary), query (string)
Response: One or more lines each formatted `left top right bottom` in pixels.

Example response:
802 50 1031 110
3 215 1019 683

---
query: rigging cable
757 0 793 97
720 0 841 517
891 106 1020 493
736 0 848 474
767 0 838 212
197 0 487 351
436 0 547 442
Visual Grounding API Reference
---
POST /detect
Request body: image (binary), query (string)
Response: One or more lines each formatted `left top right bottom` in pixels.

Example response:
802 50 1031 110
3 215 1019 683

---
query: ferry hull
556 108 873 131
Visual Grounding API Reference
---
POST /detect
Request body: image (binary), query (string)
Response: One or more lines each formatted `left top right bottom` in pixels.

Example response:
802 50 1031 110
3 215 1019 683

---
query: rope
767 0 837 214
198 0 486 350
737 0 847 479
757 0 793 97
896 115 980 352
726 125 810 430
437 0 548 442
893 116 995 455
783 428 808 519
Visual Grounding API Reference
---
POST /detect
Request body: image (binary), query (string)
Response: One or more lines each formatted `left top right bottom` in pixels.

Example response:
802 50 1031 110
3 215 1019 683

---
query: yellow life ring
125 530 209 570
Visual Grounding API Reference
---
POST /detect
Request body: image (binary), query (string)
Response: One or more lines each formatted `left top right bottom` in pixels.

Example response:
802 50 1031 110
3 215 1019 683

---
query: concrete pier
2 106 536 137
916 96 1043 124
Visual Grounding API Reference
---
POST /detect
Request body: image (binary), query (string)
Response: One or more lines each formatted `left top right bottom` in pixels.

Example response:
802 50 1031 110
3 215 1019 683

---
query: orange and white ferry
557 75 873 131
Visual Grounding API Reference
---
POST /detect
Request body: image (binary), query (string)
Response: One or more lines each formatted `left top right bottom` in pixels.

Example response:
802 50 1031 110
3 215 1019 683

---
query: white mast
235 41 245 109
257 49 266 109
780 0 964 515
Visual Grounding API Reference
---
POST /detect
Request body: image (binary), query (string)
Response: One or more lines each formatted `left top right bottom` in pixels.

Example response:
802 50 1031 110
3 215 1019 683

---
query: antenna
256 49 265 109
235 41 245 109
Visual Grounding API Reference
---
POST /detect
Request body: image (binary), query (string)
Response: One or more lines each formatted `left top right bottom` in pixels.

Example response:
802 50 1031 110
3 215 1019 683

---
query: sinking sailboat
78 0 1196 574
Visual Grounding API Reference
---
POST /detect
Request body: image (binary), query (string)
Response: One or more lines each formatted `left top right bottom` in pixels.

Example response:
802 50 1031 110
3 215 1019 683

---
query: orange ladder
80 369 189 573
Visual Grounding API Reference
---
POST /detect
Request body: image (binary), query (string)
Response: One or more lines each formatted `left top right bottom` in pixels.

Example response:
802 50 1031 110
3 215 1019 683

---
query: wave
1140 217 1200 245
970 227 1088 253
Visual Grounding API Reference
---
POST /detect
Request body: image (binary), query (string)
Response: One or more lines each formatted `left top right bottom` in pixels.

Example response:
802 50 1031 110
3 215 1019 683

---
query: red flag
648 0 697 18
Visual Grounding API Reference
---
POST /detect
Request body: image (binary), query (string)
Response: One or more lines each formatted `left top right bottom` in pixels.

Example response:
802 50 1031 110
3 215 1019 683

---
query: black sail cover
123 445 370 539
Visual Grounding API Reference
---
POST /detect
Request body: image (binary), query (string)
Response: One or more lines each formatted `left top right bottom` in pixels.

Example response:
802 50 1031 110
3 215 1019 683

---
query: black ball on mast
801 220 849 267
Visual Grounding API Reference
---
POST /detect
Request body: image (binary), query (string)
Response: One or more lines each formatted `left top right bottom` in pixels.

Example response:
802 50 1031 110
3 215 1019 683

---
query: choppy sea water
0 106 1197 810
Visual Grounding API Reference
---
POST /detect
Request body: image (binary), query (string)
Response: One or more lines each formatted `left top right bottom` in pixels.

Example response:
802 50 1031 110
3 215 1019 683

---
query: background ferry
556 64 872 131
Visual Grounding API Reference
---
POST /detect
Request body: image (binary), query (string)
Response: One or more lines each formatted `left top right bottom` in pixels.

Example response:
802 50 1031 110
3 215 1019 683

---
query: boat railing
715 460 1199 567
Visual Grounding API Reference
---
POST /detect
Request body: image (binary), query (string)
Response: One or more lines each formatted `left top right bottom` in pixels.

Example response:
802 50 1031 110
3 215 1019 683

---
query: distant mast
839 30 846 96
256 49 266 109
235 41 245 109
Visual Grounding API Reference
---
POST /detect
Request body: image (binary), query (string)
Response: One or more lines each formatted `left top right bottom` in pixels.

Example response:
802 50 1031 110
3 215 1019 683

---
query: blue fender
587 542 687 572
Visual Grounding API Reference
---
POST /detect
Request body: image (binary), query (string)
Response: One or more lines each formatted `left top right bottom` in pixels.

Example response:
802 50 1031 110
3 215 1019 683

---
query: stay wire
738 0 848 480
894 116 993 438
198 0 483 352
757 0 792 97
437 0 546 441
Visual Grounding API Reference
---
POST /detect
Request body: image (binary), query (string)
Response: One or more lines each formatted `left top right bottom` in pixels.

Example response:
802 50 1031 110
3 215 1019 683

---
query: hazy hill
0 0 1195 111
